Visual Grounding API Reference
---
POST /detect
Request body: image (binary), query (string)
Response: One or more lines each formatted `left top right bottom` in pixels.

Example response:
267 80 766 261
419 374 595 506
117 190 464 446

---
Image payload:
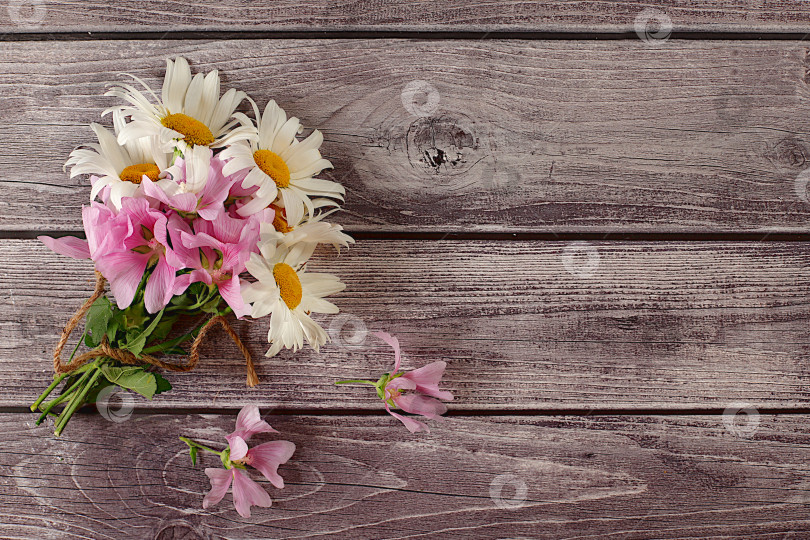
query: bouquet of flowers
31 58 353 435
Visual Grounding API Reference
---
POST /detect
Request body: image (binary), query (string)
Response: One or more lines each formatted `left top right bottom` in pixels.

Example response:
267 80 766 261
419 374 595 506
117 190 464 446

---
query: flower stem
179 436 224 455
30 372 68 412
335 379 377 386
67 328 88 363
54 365 103 437
35 361 100 425
142 320 207 354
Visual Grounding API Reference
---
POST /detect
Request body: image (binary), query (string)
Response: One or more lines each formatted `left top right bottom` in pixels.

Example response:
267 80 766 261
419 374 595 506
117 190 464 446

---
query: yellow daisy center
271 205 293 233
161 113 215 146
273 262 303 310
120 163 161 184
254 150 291 189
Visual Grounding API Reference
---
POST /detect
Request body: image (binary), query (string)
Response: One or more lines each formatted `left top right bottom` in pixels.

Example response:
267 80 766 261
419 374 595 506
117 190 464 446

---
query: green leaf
106 317 120 344
99 365 157 399
148 314 179 345
170 290 196 308
189 446 198 466
154 372 172 395
84 377 114 404
85 297 113 347
122 302 148 329
200 296 222 314
121 309 165 357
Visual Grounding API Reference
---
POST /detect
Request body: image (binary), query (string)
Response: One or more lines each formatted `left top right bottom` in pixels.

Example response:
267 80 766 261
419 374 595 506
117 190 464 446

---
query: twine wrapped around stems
52 271 258 387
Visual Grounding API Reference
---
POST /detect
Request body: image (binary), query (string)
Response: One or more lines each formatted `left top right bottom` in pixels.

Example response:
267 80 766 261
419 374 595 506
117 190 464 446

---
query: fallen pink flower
203 467 271 518
183 405 296 519
336 332 454 433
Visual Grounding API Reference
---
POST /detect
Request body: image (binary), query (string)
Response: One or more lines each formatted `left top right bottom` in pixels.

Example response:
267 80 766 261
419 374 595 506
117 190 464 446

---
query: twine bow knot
52 272 258 387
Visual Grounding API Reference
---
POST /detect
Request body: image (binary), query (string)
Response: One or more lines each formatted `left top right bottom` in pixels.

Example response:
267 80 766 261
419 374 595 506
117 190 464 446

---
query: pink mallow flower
200 406 296 518
336 332 454 433
141 154 240 221
167 210 269 317
39 197 180 313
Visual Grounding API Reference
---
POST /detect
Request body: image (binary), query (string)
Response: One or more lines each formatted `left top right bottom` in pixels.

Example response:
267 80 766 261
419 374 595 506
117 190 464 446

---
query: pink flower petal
181 230 223 252
165 213 195 268
120 197 158 227
140 177 172 206
230 405 277 442
395 394 448 419
388 408 429 433
231 468 272 517
246 441 296 489
95 251 149 309
202 468 233 509
169 192 199 213
227 434 249 461
401 361 454 401
144 257 176 314
38 235 90 259
218 275 250 318
172 272 195 296
386 377 416 392
373 331 402 372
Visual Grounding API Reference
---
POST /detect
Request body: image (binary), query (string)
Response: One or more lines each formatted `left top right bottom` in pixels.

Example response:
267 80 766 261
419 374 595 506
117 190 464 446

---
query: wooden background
1 1 810 538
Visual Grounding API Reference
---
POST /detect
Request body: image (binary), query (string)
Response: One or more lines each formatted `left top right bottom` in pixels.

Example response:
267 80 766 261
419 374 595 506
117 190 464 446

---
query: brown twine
53 271 258 387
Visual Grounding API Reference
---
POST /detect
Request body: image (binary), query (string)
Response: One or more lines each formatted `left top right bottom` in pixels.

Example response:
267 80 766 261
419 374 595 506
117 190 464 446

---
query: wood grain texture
5 239 810 410
1 413 808 539
1 0 810 32
3 40 810 233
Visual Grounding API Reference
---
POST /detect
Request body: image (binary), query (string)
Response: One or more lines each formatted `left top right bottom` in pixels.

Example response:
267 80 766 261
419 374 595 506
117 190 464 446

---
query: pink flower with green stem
167 210 268 317
180 405 296 518
336 332 454 433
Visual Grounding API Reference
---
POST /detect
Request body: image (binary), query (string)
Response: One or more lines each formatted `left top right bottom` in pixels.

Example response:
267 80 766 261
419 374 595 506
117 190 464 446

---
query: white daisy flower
260 206 354 262
242 241 346 358
220 99 344 223
65 110 172 210
104 57 252 187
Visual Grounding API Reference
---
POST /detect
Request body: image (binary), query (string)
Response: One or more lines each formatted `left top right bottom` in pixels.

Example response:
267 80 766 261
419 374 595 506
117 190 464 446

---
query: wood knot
406 115 480 179
765 137 809 173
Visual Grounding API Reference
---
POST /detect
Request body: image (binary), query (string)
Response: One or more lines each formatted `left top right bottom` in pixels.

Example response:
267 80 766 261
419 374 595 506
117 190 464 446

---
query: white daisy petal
244 244 343 357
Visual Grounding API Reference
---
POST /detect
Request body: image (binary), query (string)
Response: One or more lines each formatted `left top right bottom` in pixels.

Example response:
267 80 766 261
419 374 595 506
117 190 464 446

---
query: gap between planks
4 31 810 41
4 406 810 416
8 230 810 242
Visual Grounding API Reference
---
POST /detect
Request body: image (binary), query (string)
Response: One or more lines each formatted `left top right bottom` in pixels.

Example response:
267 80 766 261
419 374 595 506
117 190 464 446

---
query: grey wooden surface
1 3 809 539
3 414 810 538
5 240 810 410
1 1 809 32
3 41 810 233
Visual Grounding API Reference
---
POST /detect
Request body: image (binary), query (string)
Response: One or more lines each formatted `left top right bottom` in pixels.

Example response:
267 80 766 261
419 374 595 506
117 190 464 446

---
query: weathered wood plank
1 1 809 32
4 239 810 410
0 413 807 538
2 40 810 233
